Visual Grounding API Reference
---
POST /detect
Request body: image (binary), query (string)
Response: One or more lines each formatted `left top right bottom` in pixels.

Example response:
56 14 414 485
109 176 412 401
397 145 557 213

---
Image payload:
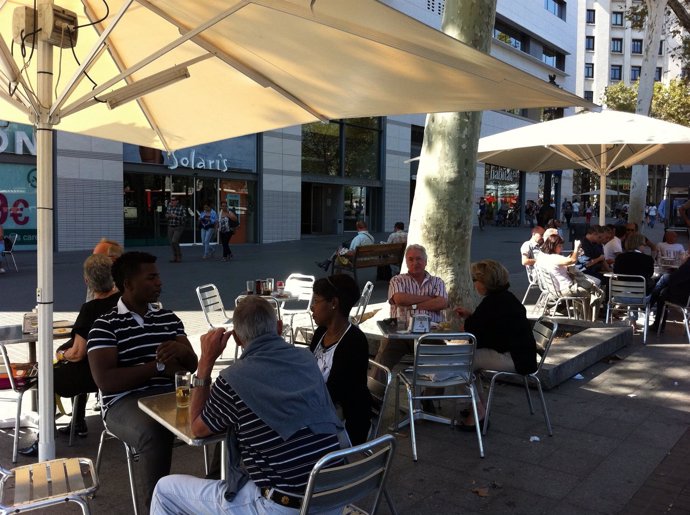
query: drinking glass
265 278 275 293
246 280 254 294
175 371 191 408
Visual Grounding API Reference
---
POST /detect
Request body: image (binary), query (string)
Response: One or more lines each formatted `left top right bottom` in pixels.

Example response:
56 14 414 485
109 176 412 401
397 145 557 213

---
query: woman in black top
309 274 371 444
455 259 537 429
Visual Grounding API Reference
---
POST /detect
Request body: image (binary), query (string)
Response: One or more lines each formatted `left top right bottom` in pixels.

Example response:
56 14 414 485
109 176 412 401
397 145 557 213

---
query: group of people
521 221 690 328
165 198 238 263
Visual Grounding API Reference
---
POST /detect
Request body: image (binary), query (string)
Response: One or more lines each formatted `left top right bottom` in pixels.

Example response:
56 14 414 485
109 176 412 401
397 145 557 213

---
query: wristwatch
155 360 165 375
192 375 212 388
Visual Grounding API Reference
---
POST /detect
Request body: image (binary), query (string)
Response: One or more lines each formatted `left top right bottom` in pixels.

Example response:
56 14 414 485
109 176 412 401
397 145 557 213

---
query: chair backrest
535 265 561 299
0 343 36 393
532 317 558 372
411 333 477 388
351 281 374 325
525 266 537 286
607 274 647 306
300 434 396 515
367 360 392 440
285 273 316 302
196 284 229 328
2 234 17 253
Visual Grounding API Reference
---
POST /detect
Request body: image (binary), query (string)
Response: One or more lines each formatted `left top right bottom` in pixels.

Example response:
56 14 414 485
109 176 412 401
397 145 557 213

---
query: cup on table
265 278 275 293
276 280 285 294
175 371 191 408
255 279 262 294
246 280 254 295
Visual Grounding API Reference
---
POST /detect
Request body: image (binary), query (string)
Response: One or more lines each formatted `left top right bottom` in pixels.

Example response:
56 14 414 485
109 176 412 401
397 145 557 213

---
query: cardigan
463 289 538 375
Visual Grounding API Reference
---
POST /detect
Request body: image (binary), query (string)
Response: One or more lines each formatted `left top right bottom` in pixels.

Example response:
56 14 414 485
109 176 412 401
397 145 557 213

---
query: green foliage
602 79 690 126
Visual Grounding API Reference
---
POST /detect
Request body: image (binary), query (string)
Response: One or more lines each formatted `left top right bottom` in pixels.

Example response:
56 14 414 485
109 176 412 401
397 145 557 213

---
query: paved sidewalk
1 222 688 514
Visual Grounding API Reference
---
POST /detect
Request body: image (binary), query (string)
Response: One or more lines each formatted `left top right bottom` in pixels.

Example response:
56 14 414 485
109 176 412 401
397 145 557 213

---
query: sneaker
57 419 88 437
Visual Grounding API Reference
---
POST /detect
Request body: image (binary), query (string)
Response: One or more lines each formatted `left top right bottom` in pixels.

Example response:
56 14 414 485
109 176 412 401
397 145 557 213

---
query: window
610 65 622 81
611 38 623 53
584 90 594 102
631 39 643 54
542 46 565 71
630 65 641 81
493 21 526 51
655 67 662 81
585 36 595 51
611 11 623 26
659 41 664 55
544 0 566 20
585 63 594 78
586 9 595 23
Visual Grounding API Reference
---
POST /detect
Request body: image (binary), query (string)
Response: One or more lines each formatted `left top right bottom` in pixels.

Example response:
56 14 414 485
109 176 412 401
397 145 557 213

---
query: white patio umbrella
477 110 690 224
0 0 590 460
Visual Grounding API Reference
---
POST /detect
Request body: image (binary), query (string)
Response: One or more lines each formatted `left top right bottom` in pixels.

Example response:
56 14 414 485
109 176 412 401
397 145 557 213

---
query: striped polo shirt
202 376 342 494
87 299 186 413
388 272 447 323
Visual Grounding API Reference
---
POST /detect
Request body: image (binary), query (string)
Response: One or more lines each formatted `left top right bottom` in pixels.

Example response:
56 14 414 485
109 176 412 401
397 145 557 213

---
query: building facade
1 1 583 251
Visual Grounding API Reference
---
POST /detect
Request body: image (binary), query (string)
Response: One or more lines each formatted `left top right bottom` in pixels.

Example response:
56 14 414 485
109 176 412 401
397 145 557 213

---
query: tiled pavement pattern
0 221 689 514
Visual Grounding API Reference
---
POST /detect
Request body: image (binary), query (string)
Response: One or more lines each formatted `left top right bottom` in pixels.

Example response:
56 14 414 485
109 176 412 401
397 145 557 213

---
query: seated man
604 225 625 263
316 220 375 272
375 244 448 370
151 296 345 515
577 225 610 284
624 222 657 255
520 226 544 273
386 221 408 244
613 233 655 289
88 252 198 512
656 230 686 257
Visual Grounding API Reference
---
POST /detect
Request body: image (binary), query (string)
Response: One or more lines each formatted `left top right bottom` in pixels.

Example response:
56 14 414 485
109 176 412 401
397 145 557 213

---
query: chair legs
96 429 139 515
12 389 26 463
483 372 552 437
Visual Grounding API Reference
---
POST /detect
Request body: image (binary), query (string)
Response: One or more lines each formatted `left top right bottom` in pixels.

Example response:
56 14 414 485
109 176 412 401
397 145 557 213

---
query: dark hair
313 274 360 317
541 234 564 255
111 252 157 292
614 225 626 238
394 222 405 230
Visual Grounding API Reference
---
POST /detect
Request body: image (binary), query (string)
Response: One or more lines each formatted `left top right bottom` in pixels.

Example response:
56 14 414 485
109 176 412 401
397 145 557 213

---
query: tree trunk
407 0 497 311
630 0 667 225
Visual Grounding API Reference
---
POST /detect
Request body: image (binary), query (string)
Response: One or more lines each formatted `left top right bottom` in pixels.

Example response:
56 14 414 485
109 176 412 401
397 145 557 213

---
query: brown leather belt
261 487 302 509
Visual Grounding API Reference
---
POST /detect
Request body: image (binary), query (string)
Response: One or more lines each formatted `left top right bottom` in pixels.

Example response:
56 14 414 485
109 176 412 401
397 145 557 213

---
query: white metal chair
657 295 690 343
482 318 558 436
0 458 99 514
299 434 396 515
521 267 541 304
535 266 587 320
394 333 484 460
281 274 315 343
196 284 232 328
366 360 398 515
1 234 18 272
605 274 650 344
350 281 374 326
0 343 38 463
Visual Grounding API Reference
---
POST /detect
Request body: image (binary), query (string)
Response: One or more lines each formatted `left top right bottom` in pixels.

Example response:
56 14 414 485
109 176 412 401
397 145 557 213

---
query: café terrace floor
0 221 689 514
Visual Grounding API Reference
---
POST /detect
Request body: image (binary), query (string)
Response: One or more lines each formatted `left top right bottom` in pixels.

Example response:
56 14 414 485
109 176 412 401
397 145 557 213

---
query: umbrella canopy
579 189 627 196
1 0 591 151
477 110 690 223
0 0 591 461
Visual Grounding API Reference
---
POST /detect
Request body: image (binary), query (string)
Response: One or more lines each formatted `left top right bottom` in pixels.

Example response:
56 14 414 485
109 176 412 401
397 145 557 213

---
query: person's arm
62 334 87 362
156 335 198 374
522 255 536 267
190 328 232 438
88 346 160 393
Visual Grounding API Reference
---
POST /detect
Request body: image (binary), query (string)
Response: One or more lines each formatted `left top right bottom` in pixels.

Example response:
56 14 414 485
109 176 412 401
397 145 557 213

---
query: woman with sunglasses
309 274 371 444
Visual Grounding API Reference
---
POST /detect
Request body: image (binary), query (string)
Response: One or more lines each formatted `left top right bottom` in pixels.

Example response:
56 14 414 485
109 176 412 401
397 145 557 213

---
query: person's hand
454 306 472 318
200 328 232 364
156 340 191 367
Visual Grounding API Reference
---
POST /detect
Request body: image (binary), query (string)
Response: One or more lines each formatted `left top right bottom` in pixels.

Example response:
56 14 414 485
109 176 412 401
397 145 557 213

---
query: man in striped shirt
375 244 448 371
151 296 345 515
87 252 198 513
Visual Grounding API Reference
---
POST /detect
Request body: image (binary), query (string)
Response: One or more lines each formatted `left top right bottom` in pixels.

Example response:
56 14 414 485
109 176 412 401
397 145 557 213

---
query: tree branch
668 0 690 31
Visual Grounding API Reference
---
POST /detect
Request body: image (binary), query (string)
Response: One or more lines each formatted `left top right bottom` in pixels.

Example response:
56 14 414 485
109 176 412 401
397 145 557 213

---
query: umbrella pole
599 173 606 225
36 25 56 462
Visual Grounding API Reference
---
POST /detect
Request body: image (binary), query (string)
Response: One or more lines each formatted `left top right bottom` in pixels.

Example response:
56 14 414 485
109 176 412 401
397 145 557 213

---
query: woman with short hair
454 260 537 429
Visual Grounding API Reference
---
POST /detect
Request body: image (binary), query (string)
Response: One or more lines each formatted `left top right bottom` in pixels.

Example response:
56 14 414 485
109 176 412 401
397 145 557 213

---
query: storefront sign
0 123 36 155
168 149 232 172
0 163 37 249
485 164 519 183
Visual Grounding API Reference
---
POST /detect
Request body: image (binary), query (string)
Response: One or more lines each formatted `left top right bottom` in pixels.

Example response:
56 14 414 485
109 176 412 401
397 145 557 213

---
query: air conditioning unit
12 4 78 49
